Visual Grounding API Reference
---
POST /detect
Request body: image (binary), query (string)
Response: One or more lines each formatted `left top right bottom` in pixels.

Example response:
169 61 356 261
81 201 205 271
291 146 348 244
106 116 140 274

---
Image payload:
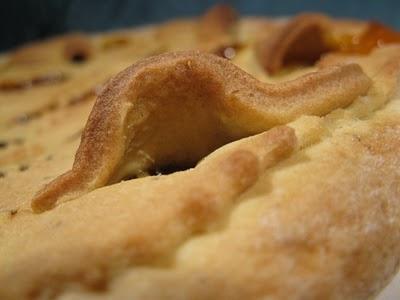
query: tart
0 4 400 300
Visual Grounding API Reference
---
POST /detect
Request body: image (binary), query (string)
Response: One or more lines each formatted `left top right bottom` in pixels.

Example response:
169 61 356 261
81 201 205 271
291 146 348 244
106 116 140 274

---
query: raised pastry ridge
198 3 238 40
1 126 296 299
256 13 333 74
155 4 239 53
255 13 400 74
2 8 400 300
31 51 371 212
197 3 238 51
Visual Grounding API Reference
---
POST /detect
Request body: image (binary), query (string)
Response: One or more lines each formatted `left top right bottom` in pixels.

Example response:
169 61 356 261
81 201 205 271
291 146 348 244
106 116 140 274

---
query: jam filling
331 22 400 55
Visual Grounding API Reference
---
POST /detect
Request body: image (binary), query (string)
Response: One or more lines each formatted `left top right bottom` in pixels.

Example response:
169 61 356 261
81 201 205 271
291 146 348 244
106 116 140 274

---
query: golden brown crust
1 8 400 300
256 13 333 74
255 13 400 75
63 34 93 63
8 33 93 66
31 51 370 212
155 4 239 53
0 33 95 95
0 71 67 91
1 126 297 299
198 4 238 38
197 4 238 50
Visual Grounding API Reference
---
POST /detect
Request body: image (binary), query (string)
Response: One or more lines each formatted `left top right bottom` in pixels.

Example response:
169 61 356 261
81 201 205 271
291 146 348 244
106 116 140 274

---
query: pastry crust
256 13 333 74
1 6 400 300
31 51 370 212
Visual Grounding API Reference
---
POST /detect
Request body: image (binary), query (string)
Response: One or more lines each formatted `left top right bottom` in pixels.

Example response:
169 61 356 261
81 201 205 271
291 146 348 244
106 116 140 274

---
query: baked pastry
1 4 400 299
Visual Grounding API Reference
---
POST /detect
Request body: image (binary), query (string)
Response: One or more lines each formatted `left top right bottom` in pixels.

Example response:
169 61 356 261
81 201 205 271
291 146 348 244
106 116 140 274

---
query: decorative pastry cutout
64 34 93 63
256 13 333 74
0 141 7 149
155 4 239 54
31 51 371 212
198 4 238 39
197 4 239 51
256 13 400 74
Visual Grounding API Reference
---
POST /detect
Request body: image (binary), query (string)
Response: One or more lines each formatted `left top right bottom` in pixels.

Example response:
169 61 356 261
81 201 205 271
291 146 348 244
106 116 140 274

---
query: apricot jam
337 22 400 54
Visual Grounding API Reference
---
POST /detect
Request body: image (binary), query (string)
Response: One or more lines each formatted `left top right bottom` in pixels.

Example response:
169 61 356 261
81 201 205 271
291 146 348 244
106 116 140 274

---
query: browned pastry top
31 51 370 212
256 13 400 74
256 13 333 74
1 5 400 300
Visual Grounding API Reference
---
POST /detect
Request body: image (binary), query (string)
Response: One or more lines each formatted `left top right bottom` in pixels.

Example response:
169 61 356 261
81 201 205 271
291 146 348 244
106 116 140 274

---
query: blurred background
1 0 399 52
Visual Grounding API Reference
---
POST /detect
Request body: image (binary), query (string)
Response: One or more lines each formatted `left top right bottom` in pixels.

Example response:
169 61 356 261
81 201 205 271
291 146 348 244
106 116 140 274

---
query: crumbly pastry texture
1 5 400 300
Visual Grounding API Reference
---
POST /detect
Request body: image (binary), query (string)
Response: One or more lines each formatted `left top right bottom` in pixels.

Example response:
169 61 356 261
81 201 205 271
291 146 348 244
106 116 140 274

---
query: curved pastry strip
156 4 239 53
31 51 371 212
198 3 238 50
1 127 296 299
256 13 333 74
256 14 400 75
200 4 244 60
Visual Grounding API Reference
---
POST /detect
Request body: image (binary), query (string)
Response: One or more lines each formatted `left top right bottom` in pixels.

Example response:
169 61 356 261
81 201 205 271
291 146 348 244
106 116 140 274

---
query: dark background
1 0 399 52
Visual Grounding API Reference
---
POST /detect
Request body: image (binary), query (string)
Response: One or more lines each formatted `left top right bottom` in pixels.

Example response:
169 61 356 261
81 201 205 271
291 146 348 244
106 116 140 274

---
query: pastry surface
1 5 400 300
